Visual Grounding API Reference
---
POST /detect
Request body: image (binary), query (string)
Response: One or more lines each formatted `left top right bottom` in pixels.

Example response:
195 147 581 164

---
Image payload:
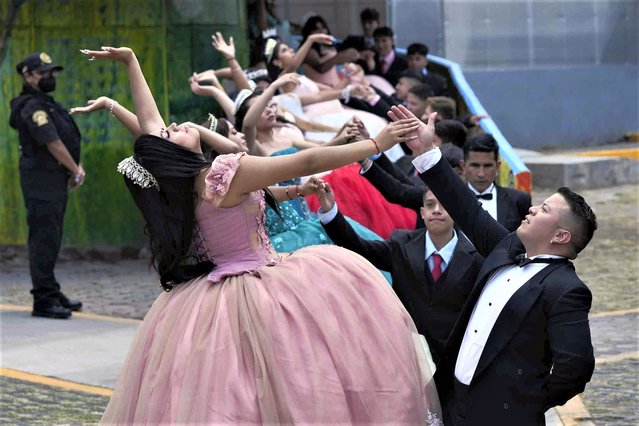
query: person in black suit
462 134 531 232
317 183 483 365
361 26 408 86
390 105 597 425
406 43 448 96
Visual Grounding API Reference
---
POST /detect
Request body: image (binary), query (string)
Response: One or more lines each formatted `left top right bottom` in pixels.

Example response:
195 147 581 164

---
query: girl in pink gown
81 46 442 425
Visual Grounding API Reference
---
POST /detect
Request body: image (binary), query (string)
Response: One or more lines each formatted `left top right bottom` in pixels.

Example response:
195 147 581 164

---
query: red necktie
431 253 443 282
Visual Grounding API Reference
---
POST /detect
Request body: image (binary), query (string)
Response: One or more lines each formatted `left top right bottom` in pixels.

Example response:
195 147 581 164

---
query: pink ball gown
100 153 441 425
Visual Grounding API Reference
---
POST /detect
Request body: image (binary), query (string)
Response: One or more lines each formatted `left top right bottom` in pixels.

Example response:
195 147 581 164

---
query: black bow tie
515 254 567 267
476 193 493 200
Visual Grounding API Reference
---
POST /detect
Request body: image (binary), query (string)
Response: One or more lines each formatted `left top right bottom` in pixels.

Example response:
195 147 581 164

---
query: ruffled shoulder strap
204 152 246 207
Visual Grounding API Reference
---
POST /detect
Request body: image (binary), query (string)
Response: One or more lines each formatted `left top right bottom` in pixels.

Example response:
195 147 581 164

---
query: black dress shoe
59 294 83 311
32 304 72 319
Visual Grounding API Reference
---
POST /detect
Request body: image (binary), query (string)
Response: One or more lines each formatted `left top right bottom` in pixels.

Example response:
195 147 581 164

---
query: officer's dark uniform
9 52 82 318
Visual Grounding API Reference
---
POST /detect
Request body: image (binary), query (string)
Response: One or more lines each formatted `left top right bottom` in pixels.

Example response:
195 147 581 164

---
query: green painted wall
0 0 248 247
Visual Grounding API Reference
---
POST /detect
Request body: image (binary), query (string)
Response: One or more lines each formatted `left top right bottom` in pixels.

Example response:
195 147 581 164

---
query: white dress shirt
454 255 564 384
468 183 497 221
425 230 457 273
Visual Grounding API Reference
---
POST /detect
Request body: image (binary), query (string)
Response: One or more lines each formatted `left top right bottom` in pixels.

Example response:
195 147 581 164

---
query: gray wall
391 0 638 148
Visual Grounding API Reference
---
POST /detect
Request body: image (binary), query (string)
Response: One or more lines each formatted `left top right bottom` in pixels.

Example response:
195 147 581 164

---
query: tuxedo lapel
470 262 567 383
404 231 428 292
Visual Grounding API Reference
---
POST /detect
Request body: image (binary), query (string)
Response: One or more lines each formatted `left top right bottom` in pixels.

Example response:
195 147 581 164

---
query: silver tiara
116 156 160 190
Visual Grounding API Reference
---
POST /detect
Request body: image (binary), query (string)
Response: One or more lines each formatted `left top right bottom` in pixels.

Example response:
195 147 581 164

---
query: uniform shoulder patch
32 110 49 127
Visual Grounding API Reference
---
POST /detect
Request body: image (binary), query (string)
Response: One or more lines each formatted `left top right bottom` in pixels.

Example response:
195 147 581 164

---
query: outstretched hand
69 96 112 115
211 32 235 60
374 117 421 152
388 105 437 155
80 46 134 64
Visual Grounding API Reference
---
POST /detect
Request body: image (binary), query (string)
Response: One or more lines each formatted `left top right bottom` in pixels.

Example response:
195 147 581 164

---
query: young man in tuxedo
406 42 448 96
361 26 408 86
390 105 597 425
317 184 483 365
463 134 531 232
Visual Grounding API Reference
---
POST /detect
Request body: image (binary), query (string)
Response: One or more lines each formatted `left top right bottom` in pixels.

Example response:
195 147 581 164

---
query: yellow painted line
596 352 639 366
555 395 594 426
572 148 639 160
590 307 639 318
0 304 141 324
0 368 113 397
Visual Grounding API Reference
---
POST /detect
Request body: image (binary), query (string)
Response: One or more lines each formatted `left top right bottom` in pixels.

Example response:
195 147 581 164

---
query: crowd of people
9 4 599 425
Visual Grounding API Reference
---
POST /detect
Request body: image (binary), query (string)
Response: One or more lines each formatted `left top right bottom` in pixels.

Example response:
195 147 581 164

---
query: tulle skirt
100 245 441 425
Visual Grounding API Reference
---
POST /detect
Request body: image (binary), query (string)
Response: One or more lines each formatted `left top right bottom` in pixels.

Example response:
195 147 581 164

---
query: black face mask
37 75 56 92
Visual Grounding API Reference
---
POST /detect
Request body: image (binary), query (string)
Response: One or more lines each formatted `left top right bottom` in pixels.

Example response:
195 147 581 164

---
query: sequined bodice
194 154 279 282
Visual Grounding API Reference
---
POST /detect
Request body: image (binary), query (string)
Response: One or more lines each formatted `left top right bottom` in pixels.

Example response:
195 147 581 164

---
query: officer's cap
16 52 64 75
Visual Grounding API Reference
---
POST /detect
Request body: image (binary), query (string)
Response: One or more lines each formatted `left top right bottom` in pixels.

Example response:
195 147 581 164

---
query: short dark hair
427 96 456 120
463 133 499 161
407 43 429 57
360 7 380 23
399 69 425 84
556 187 598 254
408 83 434 101
440 144 464 169
373 26 394 39
435 120 467 148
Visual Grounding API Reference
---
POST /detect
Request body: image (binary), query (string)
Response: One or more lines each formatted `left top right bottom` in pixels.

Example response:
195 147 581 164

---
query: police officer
9 52 84 319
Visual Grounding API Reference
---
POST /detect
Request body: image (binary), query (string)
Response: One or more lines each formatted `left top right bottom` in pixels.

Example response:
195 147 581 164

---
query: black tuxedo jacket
363 155 425 228
322 210 483 364
366 51 408 86
421 158 595 425
423 69 449 96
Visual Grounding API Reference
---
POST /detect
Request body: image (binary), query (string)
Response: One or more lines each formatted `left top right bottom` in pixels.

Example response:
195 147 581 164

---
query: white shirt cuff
318 203 339 224
411 147 442 174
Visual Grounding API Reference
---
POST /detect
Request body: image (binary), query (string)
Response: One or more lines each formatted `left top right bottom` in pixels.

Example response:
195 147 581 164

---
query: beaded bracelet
285 186 293 200
370 138 381 155
295 184 301 197
109 99 117 117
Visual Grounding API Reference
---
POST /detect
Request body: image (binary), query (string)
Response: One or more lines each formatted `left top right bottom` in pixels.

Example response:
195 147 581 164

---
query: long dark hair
266 41 283 81
301 15 331 55
127 135 280 291
126 135 212 291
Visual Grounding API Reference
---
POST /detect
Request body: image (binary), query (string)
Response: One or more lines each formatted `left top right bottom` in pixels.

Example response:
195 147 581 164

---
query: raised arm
70 96 142 138
189 75 235 120
389 105 509 255
221 118 421 207
304 47 360 74
241 73 299 155
211 32 252 91
183 122 242 154
282 34 334 74
81 47 165 133
317 182 393 271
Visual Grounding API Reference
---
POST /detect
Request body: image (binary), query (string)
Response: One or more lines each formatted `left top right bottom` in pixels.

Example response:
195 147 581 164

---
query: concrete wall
390 0 639 148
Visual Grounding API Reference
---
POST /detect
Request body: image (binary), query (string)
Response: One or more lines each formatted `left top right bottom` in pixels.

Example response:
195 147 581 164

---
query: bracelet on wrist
370 138 381 155
285 186 293 200
295 184 302 197
108 99 117 117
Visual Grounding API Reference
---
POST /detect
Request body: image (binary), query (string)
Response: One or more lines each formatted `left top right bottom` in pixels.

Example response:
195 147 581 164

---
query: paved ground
0 183 637 425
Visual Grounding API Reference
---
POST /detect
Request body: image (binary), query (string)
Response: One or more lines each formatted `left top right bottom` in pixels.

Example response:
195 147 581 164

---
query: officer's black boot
58 293 82 311
32 298 71 319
